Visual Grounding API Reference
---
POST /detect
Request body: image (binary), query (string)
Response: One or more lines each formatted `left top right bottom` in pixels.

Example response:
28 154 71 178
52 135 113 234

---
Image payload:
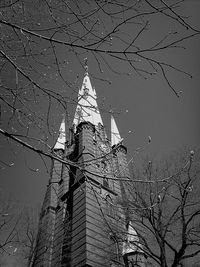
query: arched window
109 233 120 265
103 177 109 188
101 159 109 188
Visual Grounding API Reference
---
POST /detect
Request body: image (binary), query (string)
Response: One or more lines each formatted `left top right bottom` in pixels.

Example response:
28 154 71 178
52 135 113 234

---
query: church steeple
32 66 147 267
73 60 103 128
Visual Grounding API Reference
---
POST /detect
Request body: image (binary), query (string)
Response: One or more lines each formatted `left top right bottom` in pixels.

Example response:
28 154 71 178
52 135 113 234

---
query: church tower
32 65 146 267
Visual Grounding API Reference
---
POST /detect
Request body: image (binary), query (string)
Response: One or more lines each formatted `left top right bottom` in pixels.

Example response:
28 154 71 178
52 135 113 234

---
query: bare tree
0 0 199 173
0 3 199 264
0 190 21 254
0 198 40 267
121 147 200 267
17 206 40 267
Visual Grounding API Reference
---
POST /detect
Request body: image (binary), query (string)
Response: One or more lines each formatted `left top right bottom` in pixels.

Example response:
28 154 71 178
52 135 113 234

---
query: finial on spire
84 58 88 75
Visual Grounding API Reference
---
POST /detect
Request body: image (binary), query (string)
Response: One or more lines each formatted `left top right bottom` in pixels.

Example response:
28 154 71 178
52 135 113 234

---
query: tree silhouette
0 191 21 255
0 3 199 265
0 0 199 171
121 147 200 266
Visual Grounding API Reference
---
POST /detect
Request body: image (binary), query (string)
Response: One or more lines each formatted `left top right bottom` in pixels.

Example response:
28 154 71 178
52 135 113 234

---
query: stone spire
73 60 103 127
122 223 143 255
53 116 66 150
111 115 123 146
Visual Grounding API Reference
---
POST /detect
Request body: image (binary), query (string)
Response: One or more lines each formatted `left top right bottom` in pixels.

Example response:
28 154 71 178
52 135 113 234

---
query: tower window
101 159 108 172
101 159 109 188
103 177 109 188
109 233 120 264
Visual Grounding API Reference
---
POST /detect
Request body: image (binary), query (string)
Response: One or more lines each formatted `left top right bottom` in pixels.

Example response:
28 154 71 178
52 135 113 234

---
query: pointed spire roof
122 223 143 255
111 115 123 146
73 61 103 128
54 117 66 150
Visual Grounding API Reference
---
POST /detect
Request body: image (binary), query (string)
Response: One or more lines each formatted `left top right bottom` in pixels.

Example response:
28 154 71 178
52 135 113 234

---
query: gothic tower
32 66 146 267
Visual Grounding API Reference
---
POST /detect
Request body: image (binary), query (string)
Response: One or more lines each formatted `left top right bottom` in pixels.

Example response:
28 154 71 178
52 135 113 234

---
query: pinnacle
53 117 66 150
111 115 123 146
73 71 103 128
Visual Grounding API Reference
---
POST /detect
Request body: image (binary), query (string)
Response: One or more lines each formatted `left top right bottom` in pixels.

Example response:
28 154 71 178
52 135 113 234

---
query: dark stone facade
32 120 146 267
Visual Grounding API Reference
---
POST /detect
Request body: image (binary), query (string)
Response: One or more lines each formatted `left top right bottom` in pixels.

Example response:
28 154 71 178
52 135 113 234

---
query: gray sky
0 0 200 207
